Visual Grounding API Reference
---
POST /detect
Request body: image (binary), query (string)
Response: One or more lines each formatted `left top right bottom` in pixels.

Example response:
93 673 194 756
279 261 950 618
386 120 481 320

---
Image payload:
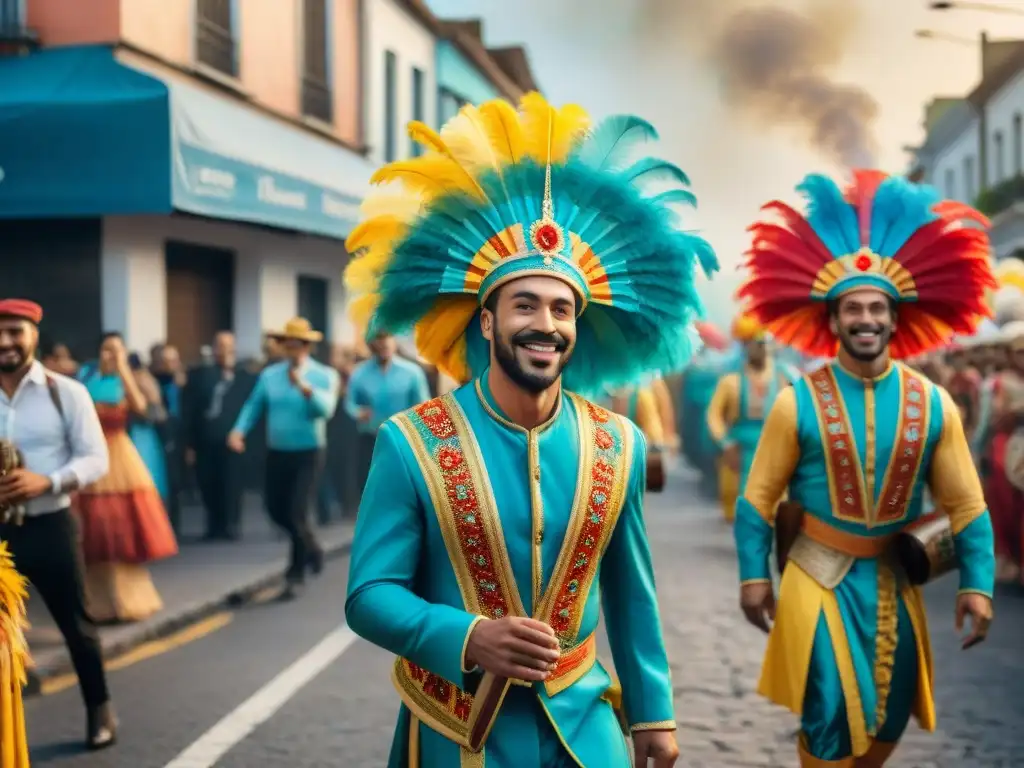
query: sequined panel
400 396 519 620
542 398 630 645
808 368 868 522
875 368 929 525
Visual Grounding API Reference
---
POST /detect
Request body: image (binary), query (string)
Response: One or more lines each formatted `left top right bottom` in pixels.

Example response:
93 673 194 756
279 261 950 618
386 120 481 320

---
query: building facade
909 37 1024 261
0 0 373 362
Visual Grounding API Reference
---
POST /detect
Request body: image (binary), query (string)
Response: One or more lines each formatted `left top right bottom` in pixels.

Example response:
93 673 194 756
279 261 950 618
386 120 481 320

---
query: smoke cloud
634 0 879 168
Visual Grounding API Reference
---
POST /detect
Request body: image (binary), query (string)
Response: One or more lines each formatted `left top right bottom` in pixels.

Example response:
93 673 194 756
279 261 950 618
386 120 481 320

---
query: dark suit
183 363 256 538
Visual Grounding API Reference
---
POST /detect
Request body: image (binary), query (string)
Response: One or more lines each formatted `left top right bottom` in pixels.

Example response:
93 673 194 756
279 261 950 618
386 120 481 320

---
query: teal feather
797 174 859 257
870 176 940 257
576 115 658 171
617 157 691 189
368 124 717 394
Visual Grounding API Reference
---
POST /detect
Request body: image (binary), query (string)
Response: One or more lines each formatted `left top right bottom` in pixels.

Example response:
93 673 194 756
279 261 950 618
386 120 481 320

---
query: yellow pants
718 460 738 522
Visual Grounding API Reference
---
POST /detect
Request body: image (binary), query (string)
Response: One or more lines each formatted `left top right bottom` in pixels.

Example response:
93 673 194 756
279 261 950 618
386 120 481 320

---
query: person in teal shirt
228 317 339 600
734 170 997 767
345 331 431 502
342 93 717 767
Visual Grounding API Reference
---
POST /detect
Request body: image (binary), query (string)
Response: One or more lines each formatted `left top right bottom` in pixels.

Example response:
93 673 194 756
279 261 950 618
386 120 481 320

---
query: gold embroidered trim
871 563 899 736
630 720 678 732
536 395 631 650
874 366 930 525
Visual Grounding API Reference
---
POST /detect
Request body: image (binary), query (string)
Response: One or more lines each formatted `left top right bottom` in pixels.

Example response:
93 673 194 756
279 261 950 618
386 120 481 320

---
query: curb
23 535 354 698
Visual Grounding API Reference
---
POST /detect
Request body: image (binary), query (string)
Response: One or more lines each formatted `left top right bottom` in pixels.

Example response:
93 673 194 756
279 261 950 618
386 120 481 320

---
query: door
297 275 329 360
165 241 235 365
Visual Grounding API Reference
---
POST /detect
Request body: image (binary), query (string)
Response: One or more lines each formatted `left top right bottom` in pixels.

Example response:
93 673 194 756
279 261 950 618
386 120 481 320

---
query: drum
1005 428 1024 491
893 512 958 586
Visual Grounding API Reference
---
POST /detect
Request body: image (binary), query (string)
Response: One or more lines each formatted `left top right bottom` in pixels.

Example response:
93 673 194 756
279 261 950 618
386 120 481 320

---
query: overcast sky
426 0 1024 328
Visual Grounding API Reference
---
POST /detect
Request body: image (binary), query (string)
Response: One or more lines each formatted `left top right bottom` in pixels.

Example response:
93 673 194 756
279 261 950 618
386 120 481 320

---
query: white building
909 38 1024 261
363 0 438 167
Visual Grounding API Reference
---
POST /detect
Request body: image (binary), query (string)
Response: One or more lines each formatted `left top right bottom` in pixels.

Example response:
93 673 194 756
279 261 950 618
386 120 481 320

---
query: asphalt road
24 472 1024 767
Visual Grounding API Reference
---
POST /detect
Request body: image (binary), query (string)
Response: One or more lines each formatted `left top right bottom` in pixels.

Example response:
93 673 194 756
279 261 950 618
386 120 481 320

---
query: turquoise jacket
345 374 675 768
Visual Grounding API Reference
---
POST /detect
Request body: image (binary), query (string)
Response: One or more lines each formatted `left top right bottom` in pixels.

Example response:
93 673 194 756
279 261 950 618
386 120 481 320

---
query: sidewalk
23 493 356 694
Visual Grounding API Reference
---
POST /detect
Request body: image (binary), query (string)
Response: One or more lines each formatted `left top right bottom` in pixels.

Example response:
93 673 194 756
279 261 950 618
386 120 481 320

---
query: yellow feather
478 100 526 165
345 216 409 254
358 189 423 221
407 121 451 156
347 294 380 336
519 92 591 165
371 157 485 203
439 105 507 179
414 297 478 384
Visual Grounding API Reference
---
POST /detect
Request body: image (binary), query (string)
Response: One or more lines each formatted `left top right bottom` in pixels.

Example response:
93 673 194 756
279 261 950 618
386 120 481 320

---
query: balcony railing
302 76 333 124
196 16 236 77
975 174 1024 218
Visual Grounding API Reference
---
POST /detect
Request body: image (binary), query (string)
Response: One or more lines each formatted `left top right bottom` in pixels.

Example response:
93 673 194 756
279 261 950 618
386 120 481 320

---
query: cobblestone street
23 469 1024 767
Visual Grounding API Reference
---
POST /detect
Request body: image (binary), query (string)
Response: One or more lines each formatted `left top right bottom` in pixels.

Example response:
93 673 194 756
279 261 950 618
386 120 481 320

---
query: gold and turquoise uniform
341 91 717 767
735 361 995 765
346 376 674 767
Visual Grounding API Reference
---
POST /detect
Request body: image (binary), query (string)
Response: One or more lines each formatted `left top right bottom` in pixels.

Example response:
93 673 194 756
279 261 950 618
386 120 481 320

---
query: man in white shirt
0 299 116 750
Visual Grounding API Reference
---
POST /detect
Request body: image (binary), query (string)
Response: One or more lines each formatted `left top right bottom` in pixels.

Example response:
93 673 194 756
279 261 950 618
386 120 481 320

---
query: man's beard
0 346 27 374
493 329 571 394
838 323 893 362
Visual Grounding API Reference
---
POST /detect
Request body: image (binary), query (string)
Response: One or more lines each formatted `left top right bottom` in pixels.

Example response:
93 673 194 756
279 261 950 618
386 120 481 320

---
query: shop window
196 0 237 77
0 0 24 31
411 67 424 156
384 50 397 162
302 0 333 123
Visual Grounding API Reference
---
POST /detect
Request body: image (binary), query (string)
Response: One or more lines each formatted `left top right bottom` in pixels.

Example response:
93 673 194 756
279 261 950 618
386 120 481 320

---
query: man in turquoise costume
342 93 716 768
734 170 997 767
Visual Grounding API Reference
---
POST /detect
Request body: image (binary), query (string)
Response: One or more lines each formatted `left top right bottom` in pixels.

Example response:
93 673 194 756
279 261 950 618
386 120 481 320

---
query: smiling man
341 93 717 768
733 171 998 767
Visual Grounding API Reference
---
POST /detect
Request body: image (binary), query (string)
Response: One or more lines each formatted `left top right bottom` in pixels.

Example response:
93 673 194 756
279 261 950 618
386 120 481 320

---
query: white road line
162 624 360 768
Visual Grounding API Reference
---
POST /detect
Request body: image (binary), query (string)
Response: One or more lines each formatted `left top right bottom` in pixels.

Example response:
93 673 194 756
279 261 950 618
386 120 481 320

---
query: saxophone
0 440 24 526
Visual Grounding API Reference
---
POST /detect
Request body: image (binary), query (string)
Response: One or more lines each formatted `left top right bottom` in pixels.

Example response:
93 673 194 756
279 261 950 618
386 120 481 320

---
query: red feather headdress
736 170 996 359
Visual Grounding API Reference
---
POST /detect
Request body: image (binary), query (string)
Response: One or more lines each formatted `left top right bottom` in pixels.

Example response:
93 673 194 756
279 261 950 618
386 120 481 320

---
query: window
0 0 25 31
944 168 956 200
301 0 332 123
1014 114 1023 177
196 0 237 77
438 88 466 126
411 67 425 156
994 130 1005 184
384 50 397 163
963 156 975 202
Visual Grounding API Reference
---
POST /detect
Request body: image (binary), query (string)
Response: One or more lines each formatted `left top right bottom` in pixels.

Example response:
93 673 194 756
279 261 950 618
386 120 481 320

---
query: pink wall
120 0 192 67
28 0 121 47
238 2 300 116
330 0 362 147
31 0 362 148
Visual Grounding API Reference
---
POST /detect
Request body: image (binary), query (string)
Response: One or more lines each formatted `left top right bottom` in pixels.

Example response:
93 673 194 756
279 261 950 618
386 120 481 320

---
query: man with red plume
733 170 997 767
706 312 791 522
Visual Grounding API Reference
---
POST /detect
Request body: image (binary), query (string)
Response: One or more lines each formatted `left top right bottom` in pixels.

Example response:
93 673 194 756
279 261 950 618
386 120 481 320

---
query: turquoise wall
436 40 501 108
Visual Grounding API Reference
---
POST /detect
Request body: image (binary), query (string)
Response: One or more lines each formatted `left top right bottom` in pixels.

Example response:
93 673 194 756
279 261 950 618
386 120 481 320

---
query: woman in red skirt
74 333 178 623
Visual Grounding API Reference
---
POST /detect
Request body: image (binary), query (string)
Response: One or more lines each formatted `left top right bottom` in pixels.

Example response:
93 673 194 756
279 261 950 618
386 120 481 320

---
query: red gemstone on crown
535 223 560 251
854 254 873 272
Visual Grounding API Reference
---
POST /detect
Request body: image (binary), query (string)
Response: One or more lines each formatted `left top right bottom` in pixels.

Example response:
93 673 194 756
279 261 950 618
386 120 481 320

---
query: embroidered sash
807 365 930 526
390 393 629 749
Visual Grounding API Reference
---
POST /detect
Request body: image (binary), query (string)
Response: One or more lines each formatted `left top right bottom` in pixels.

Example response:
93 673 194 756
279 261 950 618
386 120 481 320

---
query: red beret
0 299 43 324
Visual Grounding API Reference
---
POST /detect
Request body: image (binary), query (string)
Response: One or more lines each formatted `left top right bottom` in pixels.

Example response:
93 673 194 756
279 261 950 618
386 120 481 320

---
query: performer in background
733 171 997 767
229 318 339 600
706 313 789 523
343 93 716 768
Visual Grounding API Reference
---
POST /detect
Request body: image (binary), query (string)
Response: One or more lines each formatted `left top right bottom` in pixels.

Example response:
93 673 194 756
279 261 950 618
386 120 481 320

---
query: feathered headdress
344 92 717 395
737 170 996 359
731 312 766 342
0 541 30 767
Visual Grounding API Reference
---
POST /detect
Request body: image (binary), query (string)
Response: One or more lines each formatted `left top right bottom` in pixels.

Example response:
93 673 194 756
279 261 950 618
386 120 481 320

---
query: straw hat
269 317 323 343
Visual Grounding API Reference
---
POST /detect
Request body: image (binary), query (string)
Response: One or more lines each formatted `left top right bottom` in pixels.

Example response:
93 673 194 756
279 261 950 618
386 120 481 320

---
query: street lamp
929 1 1024 15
